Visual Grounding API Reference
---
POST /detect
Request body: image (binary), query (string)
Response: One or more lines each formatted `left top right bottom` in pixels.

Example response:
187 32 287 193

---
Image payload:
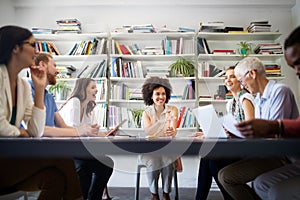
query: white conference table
0 136 300 159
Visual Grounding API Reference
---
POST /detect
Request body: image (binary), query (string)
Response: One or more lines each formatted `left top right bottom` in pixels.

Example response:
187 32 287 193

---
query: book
197 38 206 54
48 42 60 55
119 44 131 55
213 49 235 54
177 106 187 128
178 27 195 32
115 41 123 55
202 38 211 54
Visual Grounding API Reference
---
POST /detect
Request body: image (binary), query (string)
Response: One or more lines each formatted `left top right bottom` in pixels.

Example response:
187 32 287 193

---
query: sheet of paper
221 114 245 138
192 105 227 138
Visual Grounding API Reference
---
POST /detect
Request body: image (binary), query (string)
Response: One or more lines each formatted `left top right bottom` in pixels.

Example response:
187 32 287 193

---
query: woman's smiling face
224 68 241 92
86 80 98 101
152 86 166 106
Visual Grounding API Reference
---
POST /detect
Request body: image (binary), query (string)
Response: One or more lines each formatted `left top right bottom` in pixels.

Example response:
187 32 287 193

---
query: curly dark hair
142 77 172 106
284 26 300 50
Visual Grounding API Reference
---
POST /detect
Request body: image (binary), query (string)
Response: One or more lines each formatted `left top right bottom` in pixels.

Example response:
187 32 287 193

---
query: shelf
197 32 282 40
110 77 195 82
34 33 108 41
55 77 106 81
36 30 286 132
199 99 228 103
169 99 197 104
111 32 195 40
55 100 106 104
198 54 283 61
110 54 195 61
53 55 107 62
198 76 285 81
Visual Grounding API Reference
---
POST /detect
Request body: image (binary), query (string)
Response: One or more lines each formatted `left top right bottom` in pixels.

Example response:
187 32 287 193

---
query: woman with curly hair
140 77 178 200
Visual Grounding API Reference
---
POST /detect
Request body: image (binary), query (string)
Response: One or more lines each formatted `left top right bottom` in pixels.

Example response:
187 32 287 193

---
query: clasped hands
76 124 119 137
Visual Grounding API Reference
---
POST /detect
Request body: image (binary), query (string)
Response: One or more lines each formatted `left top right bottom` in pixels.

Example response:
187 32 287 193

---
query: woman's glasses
22 41 36 48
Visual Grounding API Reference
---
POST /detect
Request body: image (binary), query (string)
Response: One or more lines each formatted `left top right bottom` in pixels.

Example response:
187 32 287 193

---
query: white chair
134 163 179 200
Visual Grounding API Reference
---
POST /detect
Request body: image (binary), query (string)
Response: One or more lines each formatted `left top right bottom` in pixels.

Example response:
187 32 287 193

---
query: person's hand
76 124 100 137
30 64 47 89
105 128 119 136
235 119 279 138
19 128 30 137
192 131 205 139
91 124 100 129
165 127 176 137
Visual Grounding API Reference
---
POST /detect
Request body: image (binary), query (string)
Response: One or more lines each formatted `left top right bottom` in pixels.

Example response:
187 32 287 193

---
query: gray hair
234 57 266 79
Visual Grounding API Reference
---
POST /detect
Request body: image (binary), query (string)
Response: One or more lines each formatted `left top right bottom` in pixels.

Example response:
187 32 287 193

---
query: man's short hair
35 52 52 66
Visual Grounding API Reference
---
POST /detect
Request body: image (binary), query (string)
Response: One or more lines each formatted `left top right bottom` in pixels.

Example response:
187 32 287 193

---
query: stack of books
265 64 281 77
199 21 225 32
31 27 53 34
146 67 170 78
247 21 271 33
142 46 164 55
225 92 233 99
254 43 283 54
55 18 82 34
212 49 236 55
56 65 76 78
122 24 155 33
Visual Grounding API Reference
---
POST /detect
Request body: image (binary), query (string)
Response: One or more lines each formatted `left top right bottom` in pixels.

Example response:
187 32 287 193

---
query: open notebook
192 104 228 138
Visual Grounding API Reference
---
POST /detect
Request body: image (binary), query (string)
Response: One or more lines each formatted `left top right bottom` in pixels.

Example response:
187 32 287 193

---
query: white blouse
58 97 91 127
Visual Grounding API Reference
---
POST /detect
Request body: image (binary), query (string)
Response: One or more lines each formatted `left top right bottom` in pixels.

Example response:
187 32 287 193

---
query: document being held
221 114 245 138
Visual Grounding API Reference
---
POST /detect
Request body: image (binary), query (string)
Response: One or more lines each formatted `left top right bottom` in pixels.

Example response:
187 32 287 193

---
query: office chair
134 164 179 200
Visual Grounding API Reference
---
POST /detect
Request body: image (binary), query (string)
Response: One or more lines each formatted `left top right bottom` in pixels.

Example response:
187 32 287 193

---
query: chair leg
174 171 179 200
135 165 142 200
24 192 28 200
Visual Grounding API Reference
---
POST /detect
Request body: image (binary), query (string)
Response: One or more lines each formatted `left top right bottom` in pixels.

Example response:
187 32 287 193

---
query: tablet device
106 119 127 136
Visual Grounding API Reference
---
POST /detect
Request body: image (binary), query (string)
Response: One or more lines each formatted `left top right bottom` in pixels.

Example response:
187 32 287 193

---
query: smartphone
106 119 127 136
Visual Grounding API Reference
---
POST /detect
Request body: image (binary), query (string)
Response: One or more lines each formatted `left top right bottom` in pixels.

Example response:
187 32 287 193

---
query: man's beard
47 73 56 85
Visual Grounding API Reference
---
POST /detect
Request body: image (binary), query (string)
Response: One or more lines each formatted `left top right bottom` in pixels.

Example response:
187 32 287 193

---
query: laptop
192 104 228 138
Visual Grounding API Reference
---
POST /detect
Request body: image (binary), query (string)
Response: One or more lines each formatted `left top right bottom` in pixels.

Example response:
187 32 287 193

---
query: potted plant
131 109 144 128
238 41 252 57
169 57 195 77
48 81 72 100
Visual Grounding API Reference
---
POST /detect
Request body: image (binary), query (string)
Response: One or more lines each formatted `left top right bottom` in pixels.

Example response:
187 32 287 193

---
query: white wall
0 0 15 25
0 0 298 188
